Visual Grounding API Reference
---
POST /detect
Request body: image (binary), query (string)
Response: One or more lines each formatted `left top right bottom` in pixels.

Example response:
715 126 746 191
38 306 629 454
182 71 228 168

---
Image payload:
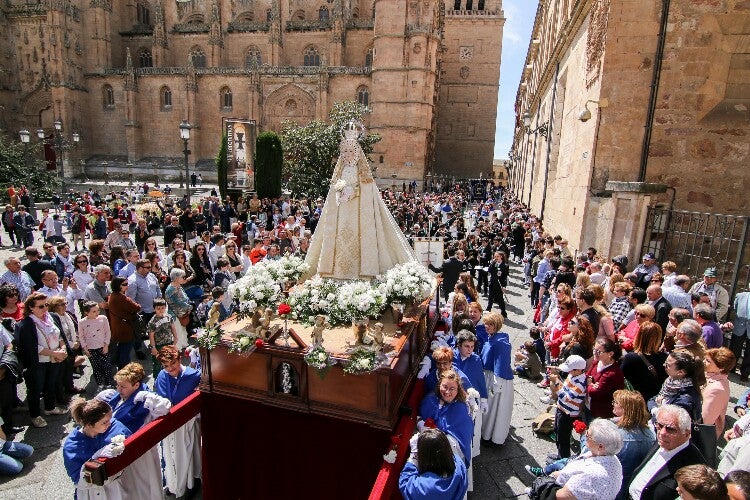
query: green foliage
255 131 283 198
215 133 228 199
280 101 380 199
0 135 60 201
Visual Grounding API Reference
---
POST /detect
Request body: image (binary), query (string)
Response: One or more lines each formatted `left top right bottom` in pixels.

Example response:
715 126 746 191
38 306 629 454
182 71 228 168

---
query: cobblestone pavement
0 186 746 498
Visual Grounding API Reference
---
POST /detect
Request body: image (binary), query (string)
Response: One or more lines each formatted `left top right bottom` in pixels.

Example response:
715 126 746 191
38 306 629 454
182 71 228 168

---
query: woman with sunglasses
223 241 244 279
0 284 24 321
586 338 625 419
189 242 213 291
71 255 94 290
141 237 165 263
133 218 153 254
617 303 655 352
170 250 203 302
649 350 702 422
87 239 109 268
16 292 69 428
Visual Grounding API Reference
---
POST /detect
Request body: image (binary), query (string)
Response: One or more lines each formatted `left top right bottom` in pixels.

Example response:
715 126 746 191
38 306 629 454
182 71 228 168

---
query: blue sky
494 0 538 159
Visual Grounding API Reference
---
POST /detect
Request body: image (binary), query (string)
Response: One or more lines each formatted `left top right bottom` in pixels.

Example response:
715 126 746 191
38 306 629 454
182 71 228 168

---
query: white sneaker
31 416 48 428
544 388 551 395
44 407 68 416
540 395 554 404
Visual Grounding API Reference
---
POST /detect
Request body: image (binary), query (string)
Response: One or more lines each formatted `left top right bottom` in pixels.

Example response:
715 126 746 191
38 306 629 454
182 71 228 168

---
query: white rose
239 336 251 347
318 352 327 361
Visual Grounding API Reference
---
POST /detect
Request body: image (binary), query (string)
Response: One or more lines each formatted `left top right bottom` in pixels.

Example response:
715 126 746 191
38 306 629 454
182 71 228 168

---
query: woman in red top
0 284 24 321
586 338 625 418
541 296 576 362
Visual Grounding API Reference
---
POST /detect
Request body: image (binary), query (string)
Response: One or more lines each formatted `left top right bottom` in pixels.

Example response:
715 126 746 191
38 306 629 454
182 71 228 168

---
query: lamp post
103 161 109 184
41 119 80 196
19 129 30 167
179 120 192 205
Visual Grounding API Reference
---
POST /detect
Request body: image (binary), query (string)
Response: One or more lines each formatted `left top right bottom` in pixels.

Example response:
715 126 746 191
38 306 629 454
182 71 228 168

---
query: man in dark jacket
428 246 463 301
22 247 55 290
647 285 673 335
628 404 706 500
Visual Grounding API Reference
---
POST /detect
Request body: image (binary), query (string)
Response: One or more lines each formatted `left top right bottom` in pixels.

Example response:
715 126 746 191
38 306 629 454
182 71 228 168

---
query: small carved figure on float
311 314 330 346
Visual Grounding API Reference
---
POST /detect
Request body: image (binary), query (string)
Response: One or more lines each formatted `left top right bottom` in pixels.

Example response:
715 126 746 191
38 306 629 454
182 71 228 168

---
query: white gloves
408 433 419 464
417 356 431 379
480 398 489 414
91 435 126 459
134 391 172 417
95 389 117 403
416 419 425 432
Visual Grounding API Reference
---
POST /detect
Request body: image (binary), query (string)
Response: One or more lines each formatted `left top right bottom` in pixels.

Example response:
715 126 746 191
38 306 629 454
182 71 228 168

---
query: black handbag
529 476 562 500
691 422 718 468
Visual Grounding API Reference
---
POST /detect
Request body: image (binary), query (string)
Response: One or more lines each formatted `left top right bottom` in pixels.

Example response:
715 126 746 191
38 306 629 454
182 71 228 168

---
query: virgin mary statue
305 121 417 280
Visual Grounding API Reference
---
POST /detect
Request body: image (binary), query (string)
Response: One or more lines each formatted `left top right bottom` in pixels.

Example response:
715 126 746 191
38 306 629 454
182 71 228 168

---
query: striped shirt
557 374 587 417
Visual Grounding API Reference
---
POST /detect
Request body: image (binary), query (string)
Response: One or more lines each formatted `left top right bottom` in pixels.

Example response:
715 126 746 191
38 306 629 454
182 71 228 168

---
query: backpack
532 411 556 435
70 214 81 234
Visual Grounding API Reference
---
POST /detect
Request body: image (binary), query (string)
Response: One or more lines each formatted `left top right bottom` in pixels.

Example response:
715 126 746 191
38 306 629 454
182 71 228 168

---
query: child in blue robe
480 312 514 445
399 428 468 499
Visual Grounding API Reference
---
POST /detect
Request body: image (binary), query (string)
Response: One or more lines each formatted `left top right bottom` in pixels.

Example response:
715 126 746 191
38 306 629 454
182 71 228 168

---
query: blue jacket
107 383 152 433
481 332 514 380
155 365 200 405
616 426 656 500
419 393 473 465
63 419 132 484
452 350 488 398
399 454 468 500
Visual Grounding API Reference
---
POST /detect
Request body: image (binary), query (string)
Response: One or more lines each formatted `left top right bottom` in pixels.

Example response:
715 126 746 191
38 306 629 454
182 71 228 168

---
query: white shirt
556 454 622 500
628 440 691 499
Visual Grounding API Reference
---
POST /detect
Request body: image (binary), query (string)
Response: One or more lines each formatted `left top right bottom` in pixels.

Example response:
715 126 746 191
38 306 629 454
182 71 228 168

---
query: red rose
424 418 437 429
573 419 587 434
255 338 264 348
278 303 292 315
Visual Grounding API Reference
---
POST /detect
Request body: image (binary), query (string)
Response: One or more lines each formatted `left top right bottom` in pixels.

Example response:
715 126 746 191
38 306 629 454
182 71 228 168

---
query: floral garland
195 325 224 351
378 261 433 304
343 347 378 375
228 332 261 354
304 345 335 378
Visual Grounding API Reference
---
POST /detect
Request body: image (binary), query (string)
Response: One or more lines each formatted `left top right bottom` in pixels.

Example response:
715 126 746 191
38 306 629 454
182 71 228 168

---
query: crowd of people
0 181 748 500
395 188 750 500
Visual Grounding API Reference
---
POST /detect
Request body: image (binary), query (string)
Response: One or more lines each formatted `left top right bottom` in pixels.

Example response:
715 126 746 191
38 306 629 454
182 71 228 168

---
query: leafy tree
255 131 283 198
281 101 380 199
0 135 59 200
215 132 228 200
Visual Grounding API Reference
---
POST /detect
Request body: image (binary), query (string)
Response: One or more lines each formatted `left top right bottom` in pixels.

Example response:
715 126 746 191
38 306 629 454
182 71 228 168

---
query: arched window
238 11 254 22
365 48 373 68
136 0 150 25
284 99 297 116
293 9 305 21
357 86 369 107
190 47 206 68
478 0 485 9
466 0 473 9
318 6 329 21
303 46 321 66
245 46 262 67
138 48 152 68
161 86 172 110
102 84 115 109
221 87 232 109
453 0 461 9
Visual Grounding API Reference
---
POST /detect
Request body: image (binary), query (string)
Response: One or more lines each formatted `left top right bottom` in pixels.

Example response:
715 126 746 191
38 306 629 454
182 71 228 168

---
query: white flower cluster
304 345 334 373
256 255 310 283
332 179 347 192
228 267 281 314
343 347 378 375
378 261 433 304
337 280 386 321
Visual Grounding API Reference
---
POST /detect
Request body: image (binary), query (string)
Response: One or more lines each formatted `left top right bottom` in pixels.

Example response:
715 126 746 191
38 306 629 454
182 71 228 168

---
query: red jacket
586 362 625 418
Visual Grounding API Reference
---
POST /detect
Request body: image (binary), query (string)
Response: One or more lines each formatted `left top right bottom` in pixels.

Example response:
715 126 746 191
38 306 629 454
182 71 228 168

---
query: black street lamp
42 119 80 195
179 120 192 205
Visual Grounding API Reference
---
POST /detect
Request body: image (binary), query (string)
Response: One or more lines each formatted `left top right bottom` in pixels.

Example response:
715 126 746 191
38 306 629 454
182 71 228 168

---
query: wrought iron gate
641 208 750 308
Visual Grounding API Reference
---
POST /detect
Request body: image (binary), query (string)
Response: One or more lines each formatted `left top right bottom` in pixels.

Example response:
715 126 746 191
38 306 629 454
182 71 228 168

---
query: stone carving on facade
124 47 138 91
585 0 610 88
152 0 168 48
208 0 223 46
89 0 112 11
185 55 198 91
460 66 469 79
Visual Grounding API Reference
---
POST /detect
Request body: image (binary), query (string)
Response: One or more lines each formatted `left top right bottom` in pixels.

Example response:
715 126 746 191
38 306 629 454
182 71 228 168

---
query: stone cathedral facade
0 0 503 185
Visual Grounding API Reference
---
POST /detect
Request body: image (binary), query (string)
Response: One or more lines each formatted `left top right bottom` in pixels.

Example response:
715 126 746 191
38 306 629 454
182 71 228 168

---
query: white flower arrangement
228 267 282 316
343 347 378 375
378 261 433 304
195 325 224 350
255 255 310 283
333 179 347 192
288 275 349 326
304 345 335 378
337 280 386 321
228 332 260 354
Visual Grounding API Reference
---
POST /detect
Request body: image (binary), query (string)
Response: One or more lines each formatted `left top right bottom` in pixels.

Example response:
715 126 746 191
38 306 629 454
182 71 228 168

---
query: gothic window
245 46 262 68
161 86 172 110
303 46 321 66
293 9 305 21
453 0 461 10
221 87 232 110
365 48 373 68
478 0 485 10
190 47 206 68
102 85 114 109
466 0 473 9
138 48 153 68
357 86 369 107
238 11 254 22
136 0 150 25
318 6 329 21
